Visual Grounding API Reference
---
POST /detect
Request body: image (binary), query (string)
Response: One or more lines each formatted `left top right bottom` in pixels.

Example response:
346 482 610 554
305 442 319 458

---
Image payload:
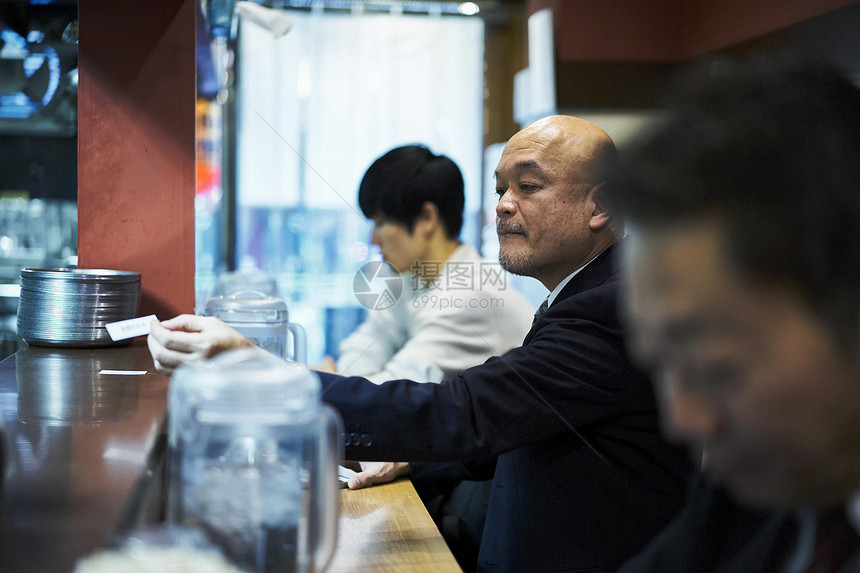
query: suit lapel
526 239 625 340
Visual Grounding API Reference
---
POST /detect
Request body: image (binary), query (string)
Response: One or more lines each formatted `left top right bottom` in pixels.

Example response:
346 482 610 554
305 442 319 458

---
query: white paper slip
99 369 148 376
337 465 357 488
105 314 158 341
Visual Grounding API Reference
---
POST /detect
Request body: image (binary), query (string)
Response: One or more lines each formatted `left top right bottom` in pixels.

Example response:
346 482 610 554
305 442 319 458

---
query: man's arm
320 280 654 463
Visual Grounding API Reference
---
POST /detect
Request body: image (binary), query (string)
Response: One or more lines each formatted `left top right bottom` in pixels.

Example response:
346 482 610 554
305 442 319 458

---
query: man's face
624 220 860 509
370 217 425 274
494 126 599 290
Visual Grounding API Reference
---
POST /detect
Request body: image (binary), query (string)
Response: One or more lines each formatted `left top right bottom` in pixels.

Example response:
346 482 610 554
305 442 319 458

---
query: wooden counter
332 479 461 572
0 343 460 572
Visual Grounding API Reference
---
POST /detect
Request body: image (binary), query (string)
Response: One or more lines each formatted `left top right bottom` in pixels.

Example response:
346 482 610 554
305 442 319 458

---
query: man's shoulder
551 262 622 313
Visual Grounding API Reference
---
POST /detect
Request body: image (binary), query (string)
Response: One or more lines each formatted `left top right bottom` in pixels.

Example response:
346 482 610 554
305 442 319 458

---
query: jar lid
214 268 279 297
204 289 288 322
169 347 321 418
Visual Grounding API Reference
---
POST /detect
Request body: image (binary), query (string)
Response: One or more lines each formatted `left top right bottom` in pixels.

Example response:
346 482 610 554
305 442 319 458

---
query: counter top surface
0 343 168 573
331 478 461 572
0 343 460 572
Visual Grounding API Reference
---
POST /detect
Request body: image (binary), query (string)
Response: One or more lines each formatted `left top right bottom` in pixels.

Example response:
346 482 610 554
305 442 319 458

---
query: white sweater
336 244 534 383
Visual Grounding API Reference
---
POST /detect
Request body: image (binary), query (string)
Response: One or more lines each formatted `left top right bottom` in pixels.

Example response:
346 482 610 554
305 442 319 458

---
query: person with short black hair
357 144 465 241
611 58 860 571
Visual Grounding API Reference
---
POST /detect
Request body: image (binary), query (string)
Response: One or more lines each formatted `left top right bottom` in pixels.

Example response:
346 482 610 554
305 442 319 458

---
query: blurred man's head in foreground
610 58 860 510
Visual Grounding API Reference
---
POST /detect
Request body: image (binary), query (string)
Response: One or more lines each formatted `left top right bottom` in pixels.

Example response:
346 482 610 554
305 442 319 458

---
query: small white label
99 369 148 376
105 314 157 341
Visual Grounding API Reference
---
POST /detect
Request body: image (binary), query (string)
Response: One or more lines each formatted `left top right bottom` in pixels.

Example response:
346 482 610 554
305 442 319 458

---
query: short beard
497 221 534 276
498 250 535 277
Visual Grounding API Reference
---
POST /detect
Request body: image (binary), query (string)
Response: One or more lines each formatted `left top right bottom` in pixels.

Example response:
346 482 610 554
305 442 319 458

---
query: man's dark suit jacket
619 477 801 572
319 241 693 572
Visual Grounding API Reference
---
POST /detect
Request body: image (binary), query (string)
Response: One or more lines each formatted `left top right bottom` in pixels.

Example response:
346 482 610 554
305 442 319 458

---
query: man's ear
415 201 441 237
588 182 611 231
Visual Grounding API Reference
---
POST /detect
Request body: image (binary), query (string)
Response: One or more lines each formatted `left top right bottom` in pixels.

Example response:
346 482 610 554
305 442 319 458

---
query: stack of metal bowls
17 268 141 347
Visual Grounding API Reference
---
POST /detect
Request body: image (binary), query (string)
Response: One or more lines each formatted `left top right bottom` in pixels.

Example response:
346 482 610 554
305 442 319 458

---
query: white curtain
238 10 484 214
234 9 485 361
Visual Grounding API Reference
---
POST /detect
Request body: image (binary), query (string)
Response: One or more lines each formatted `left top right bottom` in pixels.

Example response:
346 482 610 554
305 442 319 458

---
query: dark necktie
804 509 860 573
532 297 549 325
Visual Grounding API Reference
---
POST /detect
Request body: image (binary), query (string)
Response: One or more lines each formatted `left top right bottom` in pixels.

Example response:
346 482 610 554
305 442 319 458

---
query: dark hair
358 145 465 239
610 57 860 346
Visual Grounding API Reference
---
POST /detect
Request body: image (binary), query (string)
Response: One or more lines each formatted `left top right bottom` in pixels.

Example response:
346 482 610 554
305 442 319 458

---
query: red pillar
77 0 196 318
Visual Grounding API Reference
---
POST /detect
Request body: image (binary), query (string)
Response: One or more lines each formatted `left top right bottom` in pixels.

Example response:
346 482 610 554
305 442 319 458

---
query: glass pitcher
205 290 307 364
167 348 342 573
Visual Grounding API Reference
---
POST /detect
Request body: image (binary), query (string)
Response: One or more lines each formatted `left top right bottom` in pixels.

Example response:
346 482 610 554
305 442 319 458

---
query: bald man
149 116 693 572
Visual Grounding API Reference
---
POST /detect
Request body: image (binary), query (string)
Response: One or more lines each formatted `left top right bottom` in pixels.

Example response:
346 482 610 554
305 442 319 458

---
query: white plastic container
167 348 342 573
204 290 307 364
